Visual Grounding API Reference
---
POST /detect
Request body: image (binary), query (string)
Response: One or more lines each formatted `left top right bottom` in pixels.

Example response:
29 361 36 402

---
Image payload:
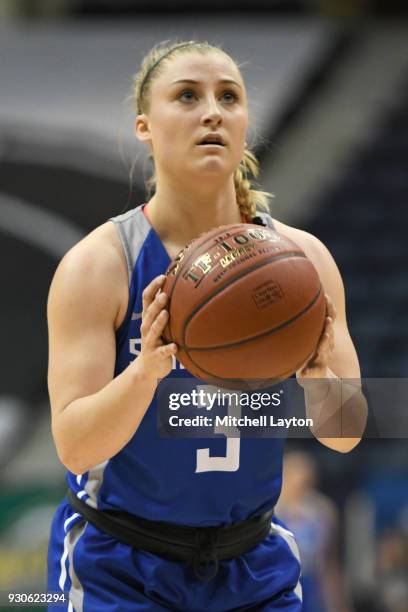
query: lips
197 133 225 146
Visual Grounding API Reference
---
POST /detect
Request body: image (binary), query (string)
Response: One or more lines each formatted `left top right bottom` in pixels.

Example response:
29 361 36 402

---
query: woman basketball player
47 41 367 611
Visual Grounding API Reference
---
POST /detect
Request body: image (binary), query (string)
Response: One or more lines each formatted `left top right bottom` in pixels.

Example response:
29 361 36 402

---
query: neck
146 174 243 250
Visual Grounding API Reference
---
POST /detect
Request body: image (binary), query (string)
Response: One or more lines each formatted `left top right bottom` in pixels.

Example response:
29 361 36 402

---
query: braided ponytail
234 148 272 220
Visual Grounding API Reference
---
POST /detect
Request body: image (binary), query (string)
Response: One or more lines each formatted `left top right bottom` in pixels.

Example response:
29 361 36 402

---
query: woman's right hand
136 274 178 382
48 229 178 473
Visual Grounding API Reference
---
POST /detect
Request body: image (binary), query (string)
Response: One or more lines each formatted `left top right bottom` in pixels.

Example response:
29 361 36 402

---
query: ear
135 114 152 144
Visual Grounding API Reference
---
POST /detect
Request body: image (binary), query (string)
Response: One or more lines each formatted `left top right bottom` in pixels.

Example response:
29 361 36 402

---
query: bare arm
296 234 368 453
48 229 177 475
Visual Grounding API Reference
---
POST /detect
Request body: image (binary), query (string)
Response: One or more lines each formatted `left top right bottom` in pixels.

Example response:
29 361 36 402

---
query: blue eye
222 91 238 103
177 89 239 103
179 90 196 102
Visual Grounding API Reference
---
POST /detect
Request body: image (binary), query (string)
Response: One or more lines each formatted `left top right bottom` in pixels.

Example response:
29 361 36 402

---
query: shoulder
52 221 126 287
272 218 331 265
48 221 128 330
272 218 345 303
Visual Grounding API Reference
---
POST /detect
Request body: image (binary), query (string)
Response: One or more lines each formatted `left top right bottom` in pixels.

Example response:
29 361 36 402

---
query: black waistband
67 489 274 581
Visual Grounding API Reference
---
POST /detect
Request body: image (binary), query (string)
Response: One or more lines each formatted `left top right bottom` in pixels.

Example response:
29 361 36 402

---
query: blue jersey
66 206 285 526
48 205 302 611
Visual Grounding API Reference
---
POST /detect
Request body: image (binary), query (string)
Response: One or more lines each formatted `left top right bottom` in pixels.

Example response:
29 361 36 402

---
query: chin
195 159 235 176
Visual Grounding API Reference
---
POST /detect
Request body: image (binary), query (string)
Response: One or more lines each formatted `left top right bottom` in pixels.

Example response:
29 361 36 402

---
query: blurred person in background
277 450 353 612
376 526 408 612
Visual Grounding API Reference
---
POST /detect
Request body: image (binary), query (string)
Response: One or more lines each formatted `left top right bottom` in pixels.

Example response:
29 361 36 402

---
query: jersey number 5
195 386 241 473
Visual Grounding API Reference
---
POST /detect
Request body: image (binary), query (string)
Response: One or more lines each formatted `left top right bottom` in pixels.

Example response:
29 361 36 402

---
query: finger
327 318 335 338
141 292 168 334
324 293 336 318
147 291 168 321
320 313 334 346
313 332 331 364
142 275 166 312
326 318 335 348
144 308 169 346
317 318 329 346
155 343 178 359
324 292 333 306
325 316 335 334
321 331 332 352
326 298 337 321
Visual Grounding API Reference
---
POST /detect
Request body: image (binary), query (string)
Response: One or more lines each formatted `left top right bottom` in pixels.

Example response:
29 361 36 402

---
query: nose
200 96 222 127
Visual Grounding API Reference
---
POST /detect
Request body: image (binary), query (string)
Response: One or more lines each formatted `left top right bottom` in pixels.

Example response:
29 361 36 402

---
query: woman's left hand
296 293 337 385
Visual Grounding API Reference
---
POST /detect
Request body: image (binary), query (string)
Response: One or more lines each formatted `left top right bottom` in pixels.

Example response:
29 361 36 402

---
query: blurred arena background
0 0 407 610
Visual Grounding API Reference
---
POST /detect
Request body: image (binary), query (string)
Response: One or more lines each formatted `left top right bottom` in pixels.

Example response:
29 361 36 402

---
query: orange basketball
162 223 326 389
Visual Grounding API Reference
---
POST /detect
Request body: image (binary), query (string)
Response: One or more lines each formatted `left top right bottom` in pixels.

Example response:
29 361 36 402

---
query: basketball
162 223 326 389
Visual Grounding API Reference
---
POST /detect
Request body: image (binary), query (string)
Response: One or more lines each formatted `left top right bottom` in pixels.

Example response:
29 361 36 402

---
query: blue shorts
47 498 302 611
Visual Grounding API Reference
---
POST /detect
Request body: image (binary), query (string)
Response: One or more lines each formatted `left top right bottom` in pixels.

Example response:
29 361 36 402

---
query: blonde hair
133 40 272 220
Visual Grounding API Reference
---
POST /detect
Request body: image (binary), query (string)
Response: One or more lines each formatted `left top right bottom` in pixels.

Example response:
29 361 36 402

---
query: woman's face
136 51 248 181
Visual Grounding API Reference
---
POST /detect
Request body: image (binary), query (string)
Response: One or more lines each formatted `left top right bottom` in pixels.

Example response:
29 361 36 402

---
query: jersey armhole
109 219 132 286
108 207 151 344
108 219 133 342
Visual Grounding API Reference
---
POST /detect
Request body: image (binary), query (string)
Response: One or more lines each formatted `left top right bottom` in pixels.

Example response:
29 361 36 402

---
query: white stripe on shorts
270 520 303 602
64 513 80 534
58 540 69 591
58 519 87 611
